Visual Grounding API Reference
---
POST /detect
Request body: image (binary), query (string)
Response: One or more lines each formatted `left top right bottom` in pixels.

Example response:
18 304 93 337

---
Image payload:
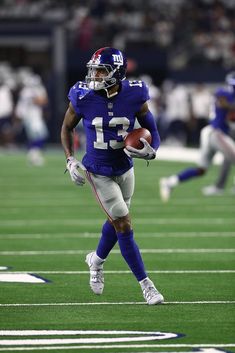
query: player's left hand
124 138 156 160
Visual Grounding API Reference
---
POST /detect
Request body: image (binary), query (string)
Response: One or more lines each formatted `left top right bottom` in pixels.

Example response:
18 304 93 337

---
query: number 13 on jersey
92 117 130 150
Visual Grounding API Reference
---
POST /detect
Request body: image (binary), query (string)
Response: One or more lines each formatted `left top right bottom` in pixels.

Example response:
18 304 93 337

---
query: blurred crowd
131 75 215 148
1 0 235 69
0 63 49 165
0 60 218 164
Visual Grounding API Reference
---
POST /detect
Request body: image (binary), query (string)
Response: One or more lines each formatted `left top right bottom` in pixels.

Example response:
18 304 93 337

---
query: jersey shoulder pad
69 81 90 100
125 79 150 102
68 81 90 113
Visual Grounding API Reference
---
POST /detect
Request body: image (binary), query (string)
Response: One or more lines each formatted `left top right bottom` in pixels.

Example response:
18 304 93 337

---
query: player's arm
124 102 160 160
216 95 235 122
216 96 235 111
136 102 161 150
61 103 85 186
61 102 81 159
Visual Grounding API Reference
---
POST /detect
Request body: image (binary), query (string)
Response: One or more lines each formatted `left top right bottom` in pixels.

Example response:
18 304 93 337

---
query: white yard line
0 232 234 239
0 344 235 351
1 197 233 205
0 249 234 256
1 270 235 274
0 203 234 212
0 218 234 226
0 301 234 307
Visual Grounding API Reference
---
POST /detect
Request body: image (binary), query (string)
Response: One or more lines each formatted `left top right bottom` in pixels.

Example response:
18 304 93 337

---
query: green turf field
0 150 234 353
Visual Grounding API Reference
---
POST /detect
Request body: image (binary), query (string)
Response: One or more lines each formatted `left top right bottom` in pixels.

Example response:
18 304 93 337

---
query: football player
61 47 163 305
159 71 235 202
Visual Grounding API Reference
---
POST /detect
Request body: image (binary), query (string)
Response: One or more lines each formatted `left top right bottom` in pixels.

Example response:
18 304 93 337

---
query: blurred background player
159 71 235 202
15 72 49 166
202 128 235 196
0 71 14 148
61 47 164 305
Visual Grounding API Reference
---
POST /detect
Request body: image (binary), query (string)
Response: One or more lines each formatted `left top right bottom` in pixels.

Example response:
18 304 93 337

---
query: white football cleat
141 279 164 305
159 177 172 202
202 185 224 196
85 252 104 295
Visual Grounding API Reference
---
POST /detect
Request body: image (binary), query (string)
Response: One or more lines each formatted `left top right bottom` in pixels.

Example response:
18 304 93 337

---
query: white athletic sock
90 252 105 269
139 277 153 290
167 175 179 188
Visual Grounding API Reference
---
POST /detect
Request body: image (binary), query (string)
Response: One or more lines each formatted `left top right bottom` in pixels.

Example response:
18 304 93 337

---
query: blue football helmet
225 71 235 86
86 47 127 90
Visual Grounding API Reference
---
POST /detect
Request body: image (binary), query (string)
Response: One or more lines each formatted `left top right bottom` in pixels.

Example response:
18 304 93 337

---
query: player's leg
113 168 164 304
159 125 213 202
85 220 117 295
202 158 231 196
211 129 235 163
25 119 48 166
85 172 122 294
86 169 144 284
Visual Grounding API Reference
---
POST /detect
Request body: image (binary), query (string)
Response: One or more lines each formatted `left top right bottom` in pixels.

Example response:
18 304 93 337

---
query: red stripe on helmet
93 47 109 59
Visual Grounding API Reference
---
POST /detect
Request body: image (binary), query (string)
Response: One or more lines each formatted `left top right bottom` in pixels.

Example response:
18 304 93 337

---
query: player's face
86 64 113 91
93 68 109 81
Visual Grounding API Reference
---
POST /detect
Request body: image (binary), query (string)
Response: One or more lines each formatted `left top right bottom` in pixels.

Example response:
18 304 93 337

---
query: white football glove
124 138 156 160
66 156 86 186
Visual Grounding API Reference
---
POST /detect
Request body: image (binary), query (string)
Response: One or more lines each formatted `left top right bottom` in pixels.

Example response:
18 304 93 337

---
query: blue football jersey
210 87 235 134
68 79 149 176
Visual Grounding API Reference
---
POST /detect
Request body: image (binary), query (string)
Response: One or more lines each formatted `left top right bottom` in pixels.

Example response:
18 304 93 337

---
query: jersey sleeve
68 81 89 115
141 81 150 103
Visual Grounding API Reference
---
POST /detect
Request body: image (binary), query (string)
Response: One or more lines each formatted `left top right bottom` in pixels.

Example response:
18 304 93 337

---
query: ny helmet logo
112 54 123 65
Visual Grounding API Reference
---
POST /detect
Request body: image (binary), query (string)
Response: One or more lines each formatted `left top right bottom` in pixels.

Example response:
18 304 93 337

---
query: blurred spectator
0 74 14 147
139 74 161 118
189 83 212 146
0 0 234 69
15 73 49 166
162 82 191 146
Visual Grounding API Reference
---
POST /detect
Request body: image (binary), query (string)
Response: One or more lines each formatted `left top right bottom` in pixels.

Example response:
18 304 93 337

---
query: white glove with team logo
124 138 156 160
66 156 86 186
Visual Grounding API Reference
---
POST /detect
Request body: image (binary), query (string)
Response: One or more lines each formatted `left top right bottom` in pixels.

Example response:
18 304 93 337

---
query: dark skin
61 77 151 233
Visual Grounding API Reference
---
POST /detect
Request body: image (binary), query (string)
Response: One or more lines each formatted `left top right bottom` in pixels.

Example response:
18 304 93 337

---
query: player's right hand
66 156 86 186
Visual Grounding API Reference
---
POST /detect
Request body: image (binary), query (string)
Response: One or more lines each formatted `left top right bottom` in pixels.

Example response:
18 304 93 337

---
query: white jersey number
92 117 130 150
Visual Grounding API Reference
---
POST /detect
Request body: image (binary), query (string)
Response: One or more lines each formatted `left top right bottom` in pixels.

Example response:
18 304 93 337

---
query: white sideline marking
0 274 45 283
0 329 178 346
0 330 176 336
0 301 234 307
0 232 234 239
0 218 234 226
2 270 235 274
0 249 234 256
0 344 234 351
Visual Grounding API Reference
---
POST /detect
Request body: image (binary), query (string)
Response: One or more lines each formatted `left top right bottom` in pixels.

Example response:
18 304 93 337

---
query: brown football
124 128 152 149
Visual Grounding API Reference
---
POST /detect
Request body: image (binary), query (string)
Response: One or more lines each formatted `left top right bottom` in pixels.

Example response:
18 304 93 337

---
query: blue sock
178 167 202 182
117 230 147 281
96 221 118 260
